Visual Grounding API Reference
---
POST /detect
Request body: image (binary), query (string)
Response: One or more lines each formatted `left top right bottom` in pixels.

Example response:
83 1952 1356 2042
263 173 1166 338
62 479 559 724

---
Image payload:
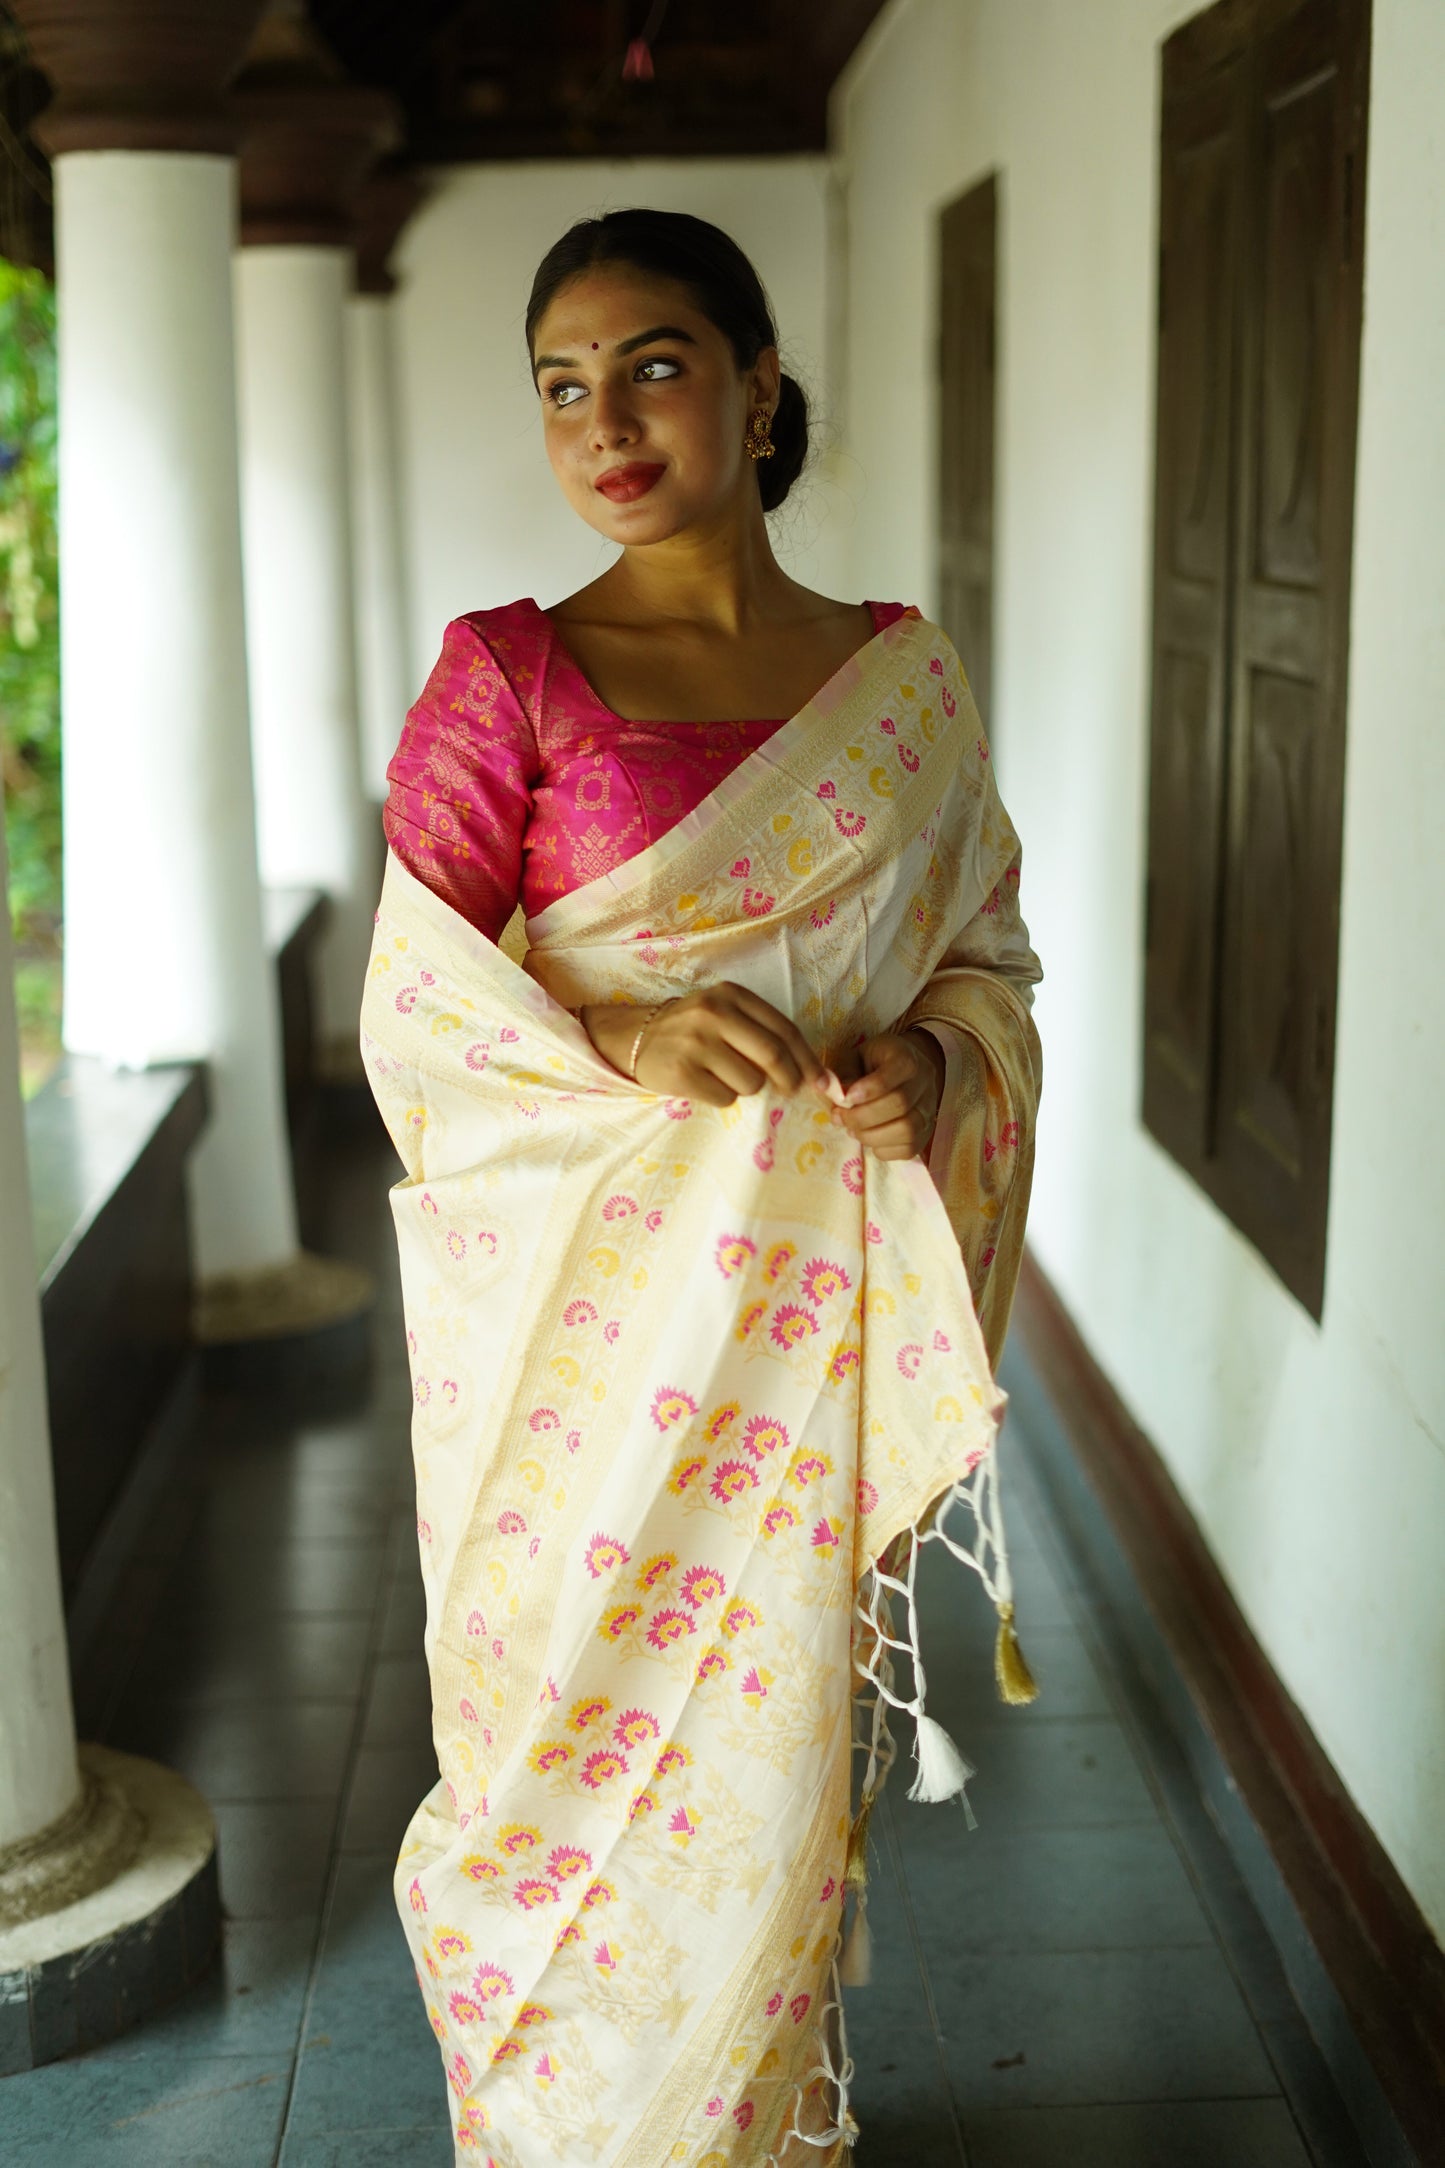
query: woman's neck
582 495 802 636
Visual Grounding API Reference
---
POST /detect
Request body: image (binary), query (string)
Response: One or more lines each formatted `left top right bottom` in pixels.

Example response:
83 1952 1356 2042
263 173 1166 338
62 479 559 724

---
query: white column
54 152 297 1279
235 245 377 1060
347 289 412 801
0 827 79 1854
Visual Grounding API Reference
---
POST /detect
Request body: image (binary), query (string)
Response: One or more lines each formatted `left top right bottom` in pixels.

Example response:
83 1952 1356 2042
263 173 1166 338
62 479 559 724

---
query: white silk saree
360 609 1043 2166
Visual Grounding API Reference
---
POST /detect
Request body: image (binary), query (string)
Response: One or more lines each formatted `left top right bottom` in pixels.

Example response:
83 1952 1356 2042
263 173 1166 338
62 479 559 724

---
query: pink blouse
384 597 914 942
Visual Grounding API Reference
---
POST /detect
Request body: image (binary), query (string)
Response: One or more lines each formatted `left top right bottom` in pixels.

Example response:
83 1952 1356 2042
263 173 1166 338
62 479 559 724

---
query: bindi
591 342 599 350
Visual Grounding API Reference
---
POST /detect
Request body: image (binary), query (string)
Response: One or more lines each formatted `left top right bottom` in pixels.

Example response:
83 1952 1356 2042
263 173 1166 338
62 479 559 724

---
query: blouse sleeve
383 616 542 944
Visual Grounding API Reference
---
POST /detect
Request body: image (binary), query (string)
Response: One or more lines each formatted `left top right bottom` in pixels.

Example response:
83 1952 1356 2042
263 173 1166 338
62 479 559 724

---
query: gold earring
745 407 775 461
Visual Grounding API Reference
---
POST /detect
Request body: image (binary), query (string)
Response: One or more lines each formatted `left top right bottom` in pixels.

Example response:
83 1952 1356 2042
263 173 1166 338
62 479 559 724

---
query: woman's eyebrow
533 325 698 380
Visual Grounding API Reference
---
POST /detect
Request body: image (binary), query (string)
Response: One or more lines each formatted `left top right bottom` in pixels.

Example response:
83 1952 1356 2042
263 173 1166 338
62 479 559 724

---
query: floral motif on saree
361 609 1043 2166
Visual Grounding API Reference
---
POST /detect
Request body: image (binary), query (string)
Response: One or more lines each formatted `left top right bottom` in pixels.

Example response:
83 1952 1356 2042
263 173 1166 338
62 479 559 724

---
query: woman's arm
580 985 826 1101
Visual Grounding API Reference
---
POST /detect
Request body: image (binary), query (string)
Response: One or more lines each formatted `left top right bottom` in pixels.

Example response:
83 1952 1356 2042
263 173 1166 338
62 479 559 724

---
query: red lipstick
595 462 666 503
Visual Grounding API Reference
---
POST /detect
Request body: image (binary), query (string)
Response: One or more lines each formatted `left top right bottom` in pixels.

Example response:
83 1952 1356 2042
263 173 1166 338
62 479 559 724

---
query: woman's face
531 268 779 546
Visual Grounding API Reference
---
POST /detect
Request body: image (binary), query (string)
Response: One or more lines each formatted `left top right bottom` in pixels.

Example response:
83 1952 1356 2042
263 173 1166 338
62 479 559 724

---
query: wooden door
938 175 997 728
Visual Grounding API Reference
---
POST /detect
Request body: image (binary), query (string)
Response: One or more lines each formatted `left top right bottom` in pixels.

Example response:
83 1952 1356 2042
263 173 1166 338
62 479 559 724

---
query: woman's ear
749 345 782 413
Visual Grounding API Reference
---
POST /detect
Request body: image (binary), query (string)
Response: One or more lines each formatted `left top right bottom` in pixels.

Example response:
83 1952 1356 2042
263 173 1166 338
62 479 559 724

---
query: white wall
390 157 859 693
835 0 1445 1937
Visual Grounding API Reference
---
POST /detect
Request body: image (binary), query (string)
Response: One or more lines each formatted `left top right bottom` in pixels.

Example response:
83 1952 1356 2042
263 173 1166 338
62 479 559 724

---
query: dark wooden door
1142 56 1248 1166
938 174 997 728
1141 0 1370 1319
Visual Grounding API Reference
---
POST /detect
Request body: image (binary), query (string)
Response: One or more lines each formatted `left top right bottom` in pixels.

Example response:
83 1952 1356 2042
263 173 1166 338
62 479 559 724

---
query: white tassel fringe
907 1712 975 1804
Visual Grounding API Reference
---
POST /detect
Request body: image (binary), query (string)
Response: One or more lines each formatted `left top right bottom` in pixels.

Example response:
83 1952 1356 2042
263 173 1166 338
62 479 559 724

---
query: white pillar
235 245 377 1061
348 289 412 802
54 152 298 1279
0 828 80 1854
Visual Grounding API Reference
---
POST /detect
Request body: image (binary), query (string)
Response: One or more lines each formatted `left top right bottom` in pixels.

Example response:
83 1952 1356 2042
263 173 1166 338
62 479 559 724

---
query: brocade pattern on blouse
384 597 914 941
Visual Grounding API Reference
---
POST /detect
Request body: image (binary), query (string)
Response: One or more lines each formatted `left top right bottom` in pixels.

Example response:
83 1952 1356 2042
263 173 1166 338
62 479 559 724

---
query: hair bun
761 373 809 513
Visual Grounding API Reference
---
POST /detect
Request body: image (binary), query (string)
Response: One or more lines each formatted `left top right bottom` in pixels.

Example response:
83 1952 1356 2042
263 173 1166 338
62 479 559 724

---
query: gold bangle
626 1001 672 1081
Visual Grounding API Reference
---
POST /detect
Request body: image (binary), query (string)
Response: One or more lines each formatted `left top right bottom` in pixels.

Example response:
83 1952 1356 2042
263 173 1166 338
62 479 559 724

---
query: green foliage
0 256 60 941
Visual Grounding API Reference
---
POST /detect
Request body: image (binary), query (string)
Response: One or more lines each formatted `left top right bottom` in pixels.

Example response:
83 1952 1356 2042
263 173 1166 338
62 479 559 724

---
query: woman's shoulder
866 599 923 633
427 599 554 731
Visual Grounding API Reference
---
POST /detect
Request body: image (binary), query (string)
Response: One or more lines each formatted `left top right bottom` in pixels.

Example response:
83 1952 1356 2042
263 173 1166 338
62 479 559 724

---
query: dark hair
526 208 809 514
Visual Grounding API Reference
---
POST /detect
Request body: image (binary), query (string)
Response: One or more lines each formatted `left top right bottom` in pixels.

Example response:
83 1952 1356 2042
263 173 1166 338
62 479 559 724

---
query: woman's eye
635 357 681 382
549 381 586 408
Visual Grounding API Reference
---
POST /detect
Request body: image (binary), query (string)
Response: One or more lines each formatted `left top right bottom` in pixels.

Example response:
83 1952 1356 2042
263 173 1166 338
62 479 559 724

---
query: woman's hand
580 985 826 1106
830 1030 946 1161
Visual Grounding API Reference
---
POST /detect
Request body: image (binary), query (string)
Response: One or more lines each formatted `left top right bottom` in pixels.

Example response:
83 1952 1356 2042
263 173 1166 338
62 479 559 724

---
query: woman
363 209 1043 2167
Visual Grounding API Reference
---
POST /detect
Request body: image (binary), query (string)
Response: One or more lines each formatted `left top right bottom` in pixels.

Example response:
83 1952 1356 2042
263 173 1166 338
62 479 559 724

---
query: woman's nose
589 382 640 449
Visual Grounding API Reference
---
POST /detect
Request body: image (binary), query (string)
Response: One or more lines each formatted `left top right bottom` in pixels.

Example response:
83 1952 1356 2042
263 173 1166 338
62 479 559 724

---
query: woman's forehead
533 269 711 351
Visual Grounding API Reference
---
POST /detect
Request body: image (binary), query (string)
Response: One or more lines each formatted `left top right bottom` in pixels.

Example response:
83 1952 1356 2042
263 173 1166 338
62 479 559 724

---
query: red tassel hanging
622 37 654 81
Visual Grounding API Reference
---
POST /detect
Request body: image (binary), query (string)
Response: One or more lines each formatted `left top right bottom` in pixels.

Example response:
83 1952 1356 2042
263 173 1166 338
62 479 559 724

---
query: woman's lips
595 462 666 503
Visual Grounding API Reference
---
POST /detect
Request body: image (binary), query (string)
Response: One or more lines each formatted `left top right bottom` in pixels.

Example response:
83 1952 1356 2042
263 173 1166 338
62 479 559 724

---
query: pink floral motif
654 1742 692 1778
445 1229 467 1261
704 1402 740 1442
582 1878 616 1910
715 1234 756 1278
629 1789 657 1822
567 1696 611 1732
667 1455 707 1496
563 1298 597 1328
764 1242 796 1283
706 2096 725 2118
742 887 775 917
828 1344 861 1384
942 684 956 715
470 1961 514 2003
897 1344 923 1379
899 744 921 773
680 1564 726 1609
602 1320 621 1343
787 1450 833 1490
810 1516 844 1554
752 1138 775 1172
866 1220 883 1244
740 1665 773 1708
669 1806 698 1844
460 1854 504 1883
566 1428 583 1454
547 1844 592 1882
584 1532 630 1579
496 1823 540 1856
593 1941 622 1976
929 656 944 676
857 1478 879 1514
791 1993 811 2023
645 1607 696 1650
709 1458 759 1503
730 857 751 878
800 1257 851 1305
880 714 897 734
498 1026 519 1043
600 1602 643 1643
933 1330 952 1352
769 1304 818 1351
580 1748 629 1790
721 1599 761 1637
766 1991 784 2017
433 1925 471 1960
816 780 836 800
613 1707 661 1749
464 1042 490 1070
459 1697 478 1724
497 1508 527 1535
696 1647 730 1683
841 1156 864 1195
528 1407 560 1432
395 986 418 1013
762 1501 799 1538
636 1552 676 1590
449 1989 484 2026
663 1097 692 1119
735 2102 755 2131
602 1192 638 1220
834 808 867 838
651 1386 698 1431
645 1210 664 1231
820 1876 837 1902
408 1878 427 1914
737 1300 767 1340
809 900 836 930
447 2051 473 2098
743 1414 790 1460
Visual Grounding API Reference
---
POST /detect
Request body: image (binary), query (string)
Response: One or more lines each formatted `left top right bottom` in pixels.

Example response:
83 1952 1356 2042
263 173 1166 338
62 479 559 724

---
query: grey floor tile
931 1945 1280 2109
377 1567 429 1657
962 2097 1314 2168
96 1916 316 2061
108 1697 356 1803
0 2052 289 2163
340 1742 437 1854
120 1615 372 1710
938 1715 1161 1834
164 1540 390 1622
898 1822 1216 1957
191 1477 398 1551
212 1798 339 1920
286 1857 446 2139
360 1654 435 1751
845 1826 966 2166
279 2133 451 2168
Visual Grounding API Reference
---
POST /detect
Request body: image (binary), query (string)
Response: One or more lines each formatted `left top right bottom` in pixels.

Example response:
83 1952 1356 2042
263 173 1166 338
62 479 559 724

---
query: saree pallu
361 610 1043 2166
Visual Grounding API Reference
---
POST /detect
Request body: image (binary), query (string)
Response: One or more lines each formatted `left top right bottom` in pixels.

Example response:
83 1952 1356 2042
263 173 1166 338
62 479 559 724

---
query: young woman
364 209 1043 2167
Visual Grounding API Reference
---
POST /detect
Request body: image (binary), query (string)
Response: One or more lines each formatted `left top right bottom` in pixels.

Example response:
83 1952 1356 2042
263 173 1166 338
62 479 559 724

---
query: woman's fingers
724 987 826 1090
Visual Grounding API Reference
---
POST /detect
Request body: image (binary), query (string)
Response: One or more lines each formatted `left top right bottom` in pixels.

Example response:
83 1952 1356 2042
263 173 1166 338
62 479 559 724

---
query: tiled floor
0 1120 1366 2165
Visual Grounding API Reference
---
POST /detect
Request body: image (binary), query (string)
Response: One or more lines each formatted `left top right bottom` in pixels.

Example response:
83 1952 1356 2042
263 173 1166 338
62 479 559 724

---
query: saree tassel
844 1793 874 1895
994 1600 1039 1707
907 1711 975 1807
838 1892 872 1987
